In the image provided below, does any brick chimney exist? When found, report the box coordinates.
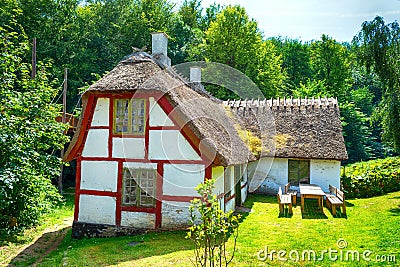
[151,32,171,67]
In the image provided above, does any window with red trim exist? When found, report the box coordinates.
[113,98,146,135]
[122,168,156,207]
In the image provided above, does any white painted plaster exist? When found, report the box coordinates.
[161,201,192,228]
[222,166,236,211]
[163,164,204,196]
[310,159,341,192]
[212,166,224,197]
[148,130,201,160]
[149,97,174,126]
[81,129,109,157]
[78,195,116,225]
[112,138,145,159]
[241,185,247,204]
[120,211,155,229]
[225,198,235,212]
[249,158,288,194]
[241,164,248,204]
[225,166,235,194]
[80,161,118,192]
[91,98,109,126]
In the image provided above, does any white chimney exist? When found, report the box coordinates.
[151,32,171,67]
[190,66,201,83]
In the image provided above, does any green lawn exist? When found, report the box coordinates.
[31,191,400,267]
[0,192,74,266]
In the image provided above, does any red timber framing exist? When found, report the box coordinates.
[71,92,217,228]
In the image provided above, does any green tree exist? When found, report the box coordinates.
[120,0,175,55]
[292,79,327,98]
[340,102,372,163]
[0,25,68,231]
[178,0,203,29]
[353,16,400,151]
[170,0,204,63]
[202,5,286,99]
[310,35,352,100]
[272,38,312,92]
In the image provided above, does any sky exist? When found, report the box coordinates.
[172,0,400,42]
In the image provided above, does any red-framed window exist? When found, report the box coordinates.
[113,98,146,135]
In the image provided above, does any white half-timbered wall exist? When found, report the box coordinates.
[77,96,247,229]
[248,157,341,194]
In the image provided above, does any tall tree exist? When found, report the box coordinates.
[178,0,203,29]
[353,16,400,151]
[309,34,352,100]
[120,0,175,54]
[170,0,204,63]
[202,5,286,99]
[272,38,312,92]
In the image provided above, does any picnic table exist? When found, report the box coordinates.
[300,184,326,212]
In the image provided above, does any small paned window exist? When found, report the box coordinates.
[288,159,310,186]
[123,168,156,207]
[114,99,146,135]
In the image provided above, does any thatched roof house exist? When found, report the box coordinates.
[223,98,348,194]
[64,33,254,237]
[223,98,348,161]
[64,52,254,166]
[64,32,348,237]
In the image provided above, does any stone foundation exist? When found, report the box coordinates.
[72,221,146,239]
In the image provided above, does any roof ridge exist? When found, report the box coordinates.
[223,96,339,110]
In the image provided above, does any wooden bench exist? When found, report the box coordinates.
[284,182,298,205]
[326,185,346,216]
[278,187,293,214]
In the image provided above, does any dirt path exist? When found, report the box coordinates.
[5,216,73,267]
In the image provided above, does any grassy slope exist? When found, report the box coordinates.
[37,191,400,267]
[0,192,74,266]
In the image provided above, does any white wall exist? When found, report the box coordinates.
[78,195,116,225]
[80,161,118,192]
[241,164,248,204]
[225,165,235,194]
[225,198,235,212]
[212,166,224,197]
[163,164,204,196]
[249,157,342,194]
[310,159,341,192]
[249,158,288,194]
[161,201,191,228]
[81,129,109,157]
[148,130,201,160]
[224,166,235,212]
[112,138,145,159]
[149,97,174,126]
[91,98,109,126]
[120,211,155,229]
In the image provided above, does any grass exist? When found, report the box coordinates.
[26,191,400,267]
[0,190,74,266]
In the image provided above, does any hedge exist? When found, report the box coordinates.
[341,157,400,198]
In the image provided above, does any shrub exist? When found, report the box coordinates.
[341,157,400,198]
[187,179,241,266]
[0,24,68,233]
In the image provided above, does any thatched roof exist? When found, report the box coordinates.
[223,97,348,161]
[63,52,254,166]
